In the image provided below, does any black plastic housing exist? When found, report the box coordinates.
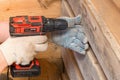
[42,16,68,32]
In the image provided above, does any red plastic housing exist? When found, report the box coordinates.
[10,16,44,36]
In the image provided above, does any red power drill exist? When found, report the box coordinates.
[9,16,68,77]
[10,16,68,36]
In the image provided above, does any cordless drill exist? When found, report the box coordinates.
[10,16,68,36]
[9,16,68,77]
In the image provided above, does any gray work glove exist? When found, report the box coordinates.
[51,15,89,55]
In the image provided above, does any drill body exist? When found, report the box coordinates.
[9,16,68,77]
[10,16,68,36]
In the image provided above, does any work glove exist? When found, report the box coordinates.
[0,35,48,65]
[52,15,89,55]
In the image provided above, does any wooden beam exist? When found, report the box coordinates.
[111,0,120,10]
[74,49,106,80]
[77,0,120,79]
[62,0,106,80]
[0,0,61,21]
[62,49,83,80]
[66,0,81,15]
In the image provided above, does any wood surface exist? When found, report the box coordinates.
[62,0,106,80]
[62,1,83,80]
[74,50,106,80]
[73,0,120,80]
[111,0,120,10]
[62,48,83,80]
[0,0,61,21]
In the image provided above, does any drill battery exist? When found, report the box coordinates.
[10,59,40,77]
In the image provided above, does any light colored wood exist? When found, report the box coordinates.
[30,59,61,80]
[76,0,120,79]
[65,0,120,79]
[62,1,83,80]
[36,43,62,59]
[62,0,106,80]
[62,0,74,17]
[112,0,120,10]
[90,0,120,59]
[74,49,106,80]
[66,0,80,15]
[62,48,83,80]
[0,0,61,21]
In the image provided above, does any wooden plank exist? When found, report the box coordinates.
[30,59,61,80]
[61,1,83,80]
[62,0,106,80]
[62,0,74,17]
[66,0,80,15]
[61,73,70,80]
[76,0,120,79]
[111,0,120,10]
[74,49,106,80]
[62,49,83,80]
[0,0,61,21]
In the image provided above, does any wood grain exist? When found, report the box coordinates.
[0,0,61,21]
[62,0,106,80]
[79,0,120,79]
[74,50,106,80]
[62,49,83,80]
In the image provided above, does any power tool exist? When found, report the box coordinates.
[10,16,68,36]
[9,16,68,77]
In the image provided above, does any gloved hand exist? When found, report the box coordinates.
[0,36,48,65]
[52,15,89,55]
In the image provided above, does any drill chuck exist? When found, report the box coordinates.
[42,16,68,32]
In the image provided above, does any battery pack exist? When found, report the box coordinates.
[10,59,41,77]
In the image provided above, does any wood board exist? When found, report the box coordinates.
[62,48,83,80]
[65,0,120,79]
[0,0,61,21]
[62,0,107,80]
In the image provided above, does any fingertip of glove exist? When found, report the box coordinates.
[83,37,88,43]
[85,44,89,50]
[80,51,87,55]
